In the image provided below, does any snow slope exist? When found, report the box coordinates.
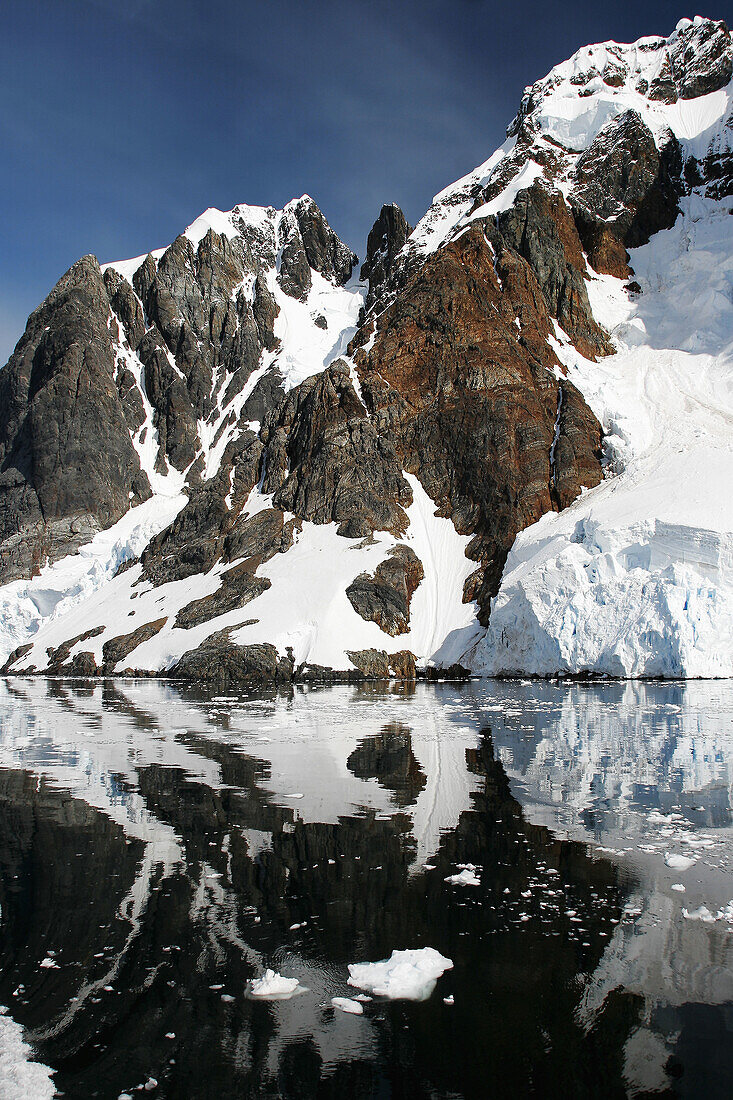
[0,493,187,665]
[10,474,479,674]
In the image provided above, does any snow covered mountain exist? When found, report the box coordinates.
[1,15,732,681]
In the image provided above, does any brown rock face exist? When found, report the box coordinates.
[351,217,603,621]
[346,546,424,636]
[570,111,683,276]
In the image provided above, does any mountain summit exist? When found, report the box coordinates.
[2,16,733,680]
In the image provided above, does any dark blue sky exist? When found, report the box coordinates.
[2,1,731,363]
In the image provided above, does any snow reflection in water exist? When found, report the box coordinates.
[0,676,730,1098]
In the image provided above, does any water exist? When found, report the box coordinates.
[0,676,732,1098]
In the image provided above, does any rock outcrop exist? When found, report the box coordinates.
[361,204,412,308]
[346,546,424,635]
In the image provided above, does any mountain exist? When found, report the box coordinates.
[1,15,732,682]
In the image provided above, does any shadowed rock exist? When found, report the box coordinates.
[261,362,412,538]
[361,204,412,309]
[0,256,151,581]
[570,111,683,276]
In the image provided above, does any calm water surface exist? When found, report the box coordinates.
[0,676,732,1098]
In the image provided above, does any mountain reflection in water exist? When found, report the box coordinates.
[0,677,731,1098]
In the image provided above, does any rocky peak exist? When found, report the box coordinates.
[0,194,360,583]
[401,17,731,292]
[360,203,412,309]
[288,196,358,286]
[276,197,357,300]
[509,17,731,137]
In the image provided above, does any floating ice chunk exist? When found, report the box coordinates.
[443,995,455,1005]
[665,853,697,871]
[331,996,364,1015]
[246,969,306,999]
[39,957,59,969]
[347,948,453,1002]
[444,868,480,886]
[682,906,716,922]
[671,883,686,892]
[0,1007,56,1098]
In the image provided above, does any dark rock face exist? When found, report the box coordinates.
[140,432,264,586]
[570,111,683,275]
[175,567,270,629]
[292,196,358,285]
[346,546,424,635]
[252,274,280,351]
[0,196,354,588]
[351,219,603,621]
[668,18,732,100]
[361,204,412,309]
[101,617,167,672]
[222,507,299,568]
[497,182,612,358]
[277,197,357,300]
[0,256,151,581]
[261,363,412,538]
